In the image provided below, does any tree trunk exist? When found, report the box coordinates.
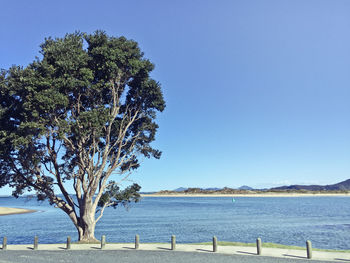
[76,203,99,243]
[77,223,98,243]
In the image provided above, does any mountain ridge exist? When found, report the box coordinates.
[160,179,350,194]
[271,178,350,191]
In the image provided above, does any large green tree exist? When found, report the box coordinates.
[0,31,165,242]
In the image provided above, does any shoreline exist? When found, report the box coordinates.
[0,207,37,216]
[142,193,350,197]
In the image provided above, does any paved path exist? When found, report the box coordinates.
[0,250,339,263]
[1,243,350,262]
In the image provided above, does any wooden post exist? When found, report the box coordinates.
[171,235,176,250]
[33,236,38,250]
[213,236,217,252]
[66,236,71,250]
[306,240,312,259]
[256,238,262,255]
[135,234,139,249]
[2,236,7,250]
[101,235,106,249]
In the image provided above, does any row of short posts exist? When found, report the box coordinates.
[1,235,314,259]
[254,238,312,259]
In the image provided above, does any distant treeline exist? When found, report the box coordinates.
[156,186,350,195]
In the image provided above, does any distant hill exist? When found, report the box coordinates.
[271,179,350,191]
[203,187,222,191]
[156,179,350,195]
[157,187,254,195]
[173,187,188,192]
[173,187,222,192]
[239,185,253,190]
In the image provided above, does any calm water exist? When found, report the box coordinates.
[0,196,349,250]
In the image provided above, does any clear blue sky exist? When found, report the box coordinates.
[0,0,349,194]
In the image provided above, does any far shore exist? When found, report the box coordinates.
[142,192,350,197]
[0,207,37,216]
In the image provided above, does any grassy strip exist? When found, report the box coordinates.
[191,241,350,253]
[73,240,350,253]
[192,241,302,249]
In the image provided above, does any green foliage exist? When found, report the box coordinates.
[0,31,164,207]
[98,182,141,209]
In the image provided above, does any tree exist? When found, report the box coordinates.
[0,31,165,242]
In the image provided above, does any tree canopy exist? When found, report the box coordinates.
[0,31,165,241]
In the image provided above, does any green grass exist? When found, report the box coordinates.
[71,240,350,253]
[191,241,350,253]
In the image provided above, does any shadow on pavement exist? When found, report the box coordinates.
[236,251,257,255]
[283,254,306,259]
[196,248,213,252]
[90,246,101,250]
[157,247,172,251]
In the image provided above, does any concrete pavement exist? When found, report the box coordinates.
[0,250,340,263]
[1,243,350,262]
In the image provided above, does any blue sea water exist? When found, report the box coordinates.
[0,196,349,250]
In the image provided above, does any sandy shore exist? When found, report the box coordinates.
[142,193,350,197]
[0,207,37,216]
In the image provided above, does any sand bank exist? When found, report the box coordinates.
[142,193,350,197]
[0,207,37,216]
